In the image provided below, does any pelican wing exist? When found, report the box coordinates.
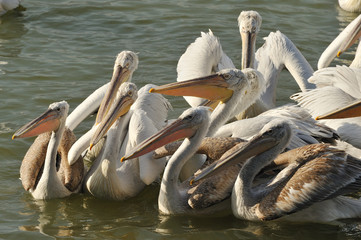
[308,66,361,99]
[215,105,338,149]
[177,30,235,107]
[19,127,84,192]
[257,144,361,221]
[291,86,357,117]
[126,85,172,185]
[20,133,50,191]
[57,128,84,192]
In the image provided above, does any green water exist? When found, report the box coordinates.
[1,0,361,239]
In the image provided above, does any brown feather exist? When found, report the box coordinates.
[188,141,248,209]
[20,132,50,191]
[256,144,361,221]
[19,127,84,192]
[154,137,245,162]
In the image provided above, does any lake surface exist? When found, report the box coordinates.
[1,0,361,239]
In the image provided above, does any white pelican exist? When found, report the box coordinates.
[149,69,336,150]
[66,50,139,163]
[69,83,172,186]
[12,101,84,200]
[192,119,361,222]
[0,0,21,16]
[339,0,361,13]
[237,10,315,118]
[150,67,263,180]
[121,106,233,215]
[291,14,361,148]
[150,68,265,137]
[82,81,172,200]
[83,82,141,200]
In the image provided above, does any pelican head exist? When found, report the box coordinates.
[90,82,138,149]
[238,10,262,69]
[96,51,139,124]
[149,68,248,104]
[191,119,292,184]
[121,106,212,162]
[13,101,69,139]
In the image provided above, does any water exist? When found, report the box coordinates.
[1,0,361,239]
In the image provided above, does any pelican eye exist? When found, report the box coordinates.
[223,73,232,80]
[266,129,273,135]
[184,114,194,121]
[56,107,61,112]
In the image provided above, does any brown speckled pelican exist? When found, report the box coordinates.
[13,101,84,200]
[192,119,361,222]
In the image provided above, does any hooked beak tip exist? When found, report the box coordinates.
[89,143,94,151]
[337,51,341,57]
[189,179,194,186]
[11,135,16,140]
[120,157,125,162]
[149,88,155,93]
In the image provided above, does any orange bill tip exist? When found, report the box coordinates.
[337,51,341,57]
[189,179,194,186]
[149,88,155,93]
[120,157,125,162]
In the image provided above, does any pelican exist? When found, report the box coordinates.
[69,83,172,186]
[338,0,361,13]
[192,119,361,222]
[150,68,265,137]
[0,0,21,16]
[291,14,361,148]
[12,101,84,200]
[83,82,141,200]
[82,81,172,200]
[121,106,234,215]
[150,69,336,149]
[66,50,139,164]
[237,10,315,118]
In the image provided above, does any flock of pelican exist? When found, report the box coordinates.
[11,4,361,224]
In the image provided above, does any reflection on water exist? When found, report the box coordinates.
[16,187,361,239]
